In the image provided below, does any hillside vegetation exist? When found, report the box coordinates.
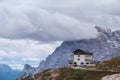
[17,68,118,80]
[98,56,120,71]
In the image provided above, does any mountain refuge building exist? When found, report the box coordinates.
[68,49,96,68]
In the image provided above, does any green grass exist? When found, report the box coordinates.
[56,68,118,80]
[56,68,86,80]
[98,56,120,71]
[18,67,119,80]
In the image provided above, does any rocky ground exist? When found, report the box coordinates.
[102,74,120,80]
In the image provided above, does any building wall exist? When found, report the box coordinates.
[73,54,92,66]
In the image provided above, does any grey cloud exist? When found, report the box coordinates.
[38,0,120,28]
[0,0,120,41]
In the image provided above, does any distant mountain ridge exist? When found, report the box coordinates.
[18,26,120,78]
[0,64,12,71]
[18,64,36,78]
[0,64,19,80]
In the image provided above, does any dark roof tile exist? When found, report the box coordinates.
[73,49,92,55]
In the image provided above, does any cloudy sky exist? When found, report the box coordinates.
[0,0,120,69]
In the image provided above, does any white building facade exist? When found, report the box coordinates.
[72,49,93,67]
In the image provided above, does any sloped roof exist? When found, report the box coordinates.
[73,49,93,55]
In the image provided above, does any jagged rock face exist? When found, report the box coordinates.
[18,64,36,78]
[0,64,19,80]
[102,74,120,80]
[23,64,33,71]
[18,26,120,78]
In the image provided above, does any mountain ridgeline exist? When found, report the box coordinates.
[0,64,19,80]
[18,26,120,78]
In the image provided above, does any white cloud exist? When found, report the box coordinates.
[22,58,40,62]
[0,38,62,69]
[9,63,23,70]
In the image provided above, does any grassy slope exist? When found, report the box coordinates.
[56,68,118,80]
[18,68,118,80]
[98,56,120,71]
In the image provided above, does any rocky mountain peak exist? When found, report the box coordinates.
[23,64,33,71]
[95,26,112,41]
[112,30,120,40]
[95,26,112,34]
[18,64,36,78]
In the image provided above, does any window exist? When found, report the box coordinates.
[86,62,89,64]
[81,62,84,64]
[74,62,77,65]
[74,62,77,67]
